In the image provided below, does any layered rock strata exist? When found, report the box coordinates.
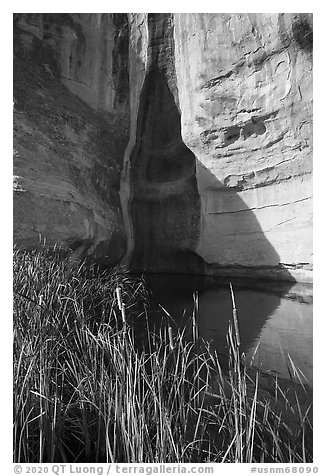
[13,13,313,281]
[174,13,313,281]
[13,14,129,264]
[127,13,312,281]
[127,13,203,273]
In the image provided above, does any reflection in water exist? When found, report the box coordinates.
[246,297,313,384]
[144,274,313,385]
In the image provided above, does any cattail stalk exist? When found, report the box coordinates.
[192,291,199,342]
[230,282,240,347]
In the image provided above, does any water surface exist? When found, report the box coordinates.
[143,274,313,385]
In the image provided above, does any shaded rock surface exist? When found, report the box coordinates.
[13,14,129,265]
[128,14,202,273]
[13,13,313,281]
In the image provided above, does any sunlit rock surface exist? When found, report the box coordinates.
[13,13,313,281]
[173,13,313,281]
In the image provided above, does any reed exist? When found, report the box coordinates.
[13,247,313,463]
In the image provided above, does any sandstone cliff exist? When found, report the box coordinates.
[125,13,312,282]
[174,13,313,282]
[13,13,313,281]
[13,14,129,265]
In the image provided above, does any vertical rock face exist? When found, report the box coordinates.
[173,13,313,281]
[128,14,202,272]
[13,13,313,281]
[125,13,312,281]
[15,14,129,113]
[13,13,130,264]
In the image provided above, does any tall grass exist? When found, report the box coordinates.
[13,247,312,463]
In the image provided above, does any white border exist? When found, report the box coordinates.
[4,3,324,474]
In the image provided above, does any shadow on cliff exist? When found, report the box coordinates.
[129,68,202,273]
[127,45,297,355]
[128,68,295,282]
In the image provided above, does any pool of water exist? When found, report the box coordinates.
[142,274,313,385]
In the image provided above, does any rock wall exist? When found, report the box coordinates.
[13,14,130,264]
[126,13,312,282]
[13,13,313,281]
[173,13,313,282]
[127,14,203,273]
